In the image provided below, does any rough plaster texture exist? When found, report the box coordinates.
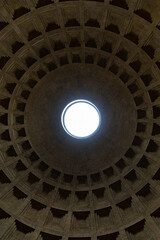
[26,64,136,174]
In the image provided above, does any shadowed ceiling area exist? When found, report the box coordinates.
[1,0,160,239]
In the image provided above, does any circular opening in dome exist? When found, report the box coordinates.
[61,99,101,139]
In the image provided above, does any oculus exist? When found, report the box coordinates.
[61,99,101,139]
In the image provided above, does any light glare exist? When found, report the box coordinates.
[61,100,101,139]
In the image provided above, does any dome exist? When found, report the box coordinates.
[0,0,160,240]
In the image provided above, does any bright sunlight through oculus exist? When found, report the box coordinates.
[61,100,101,139]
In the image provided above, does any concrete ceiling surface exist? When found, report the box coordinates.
[0,0,160,239]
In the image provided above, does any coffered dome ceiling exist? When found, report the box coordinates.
[1,0,160,239]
